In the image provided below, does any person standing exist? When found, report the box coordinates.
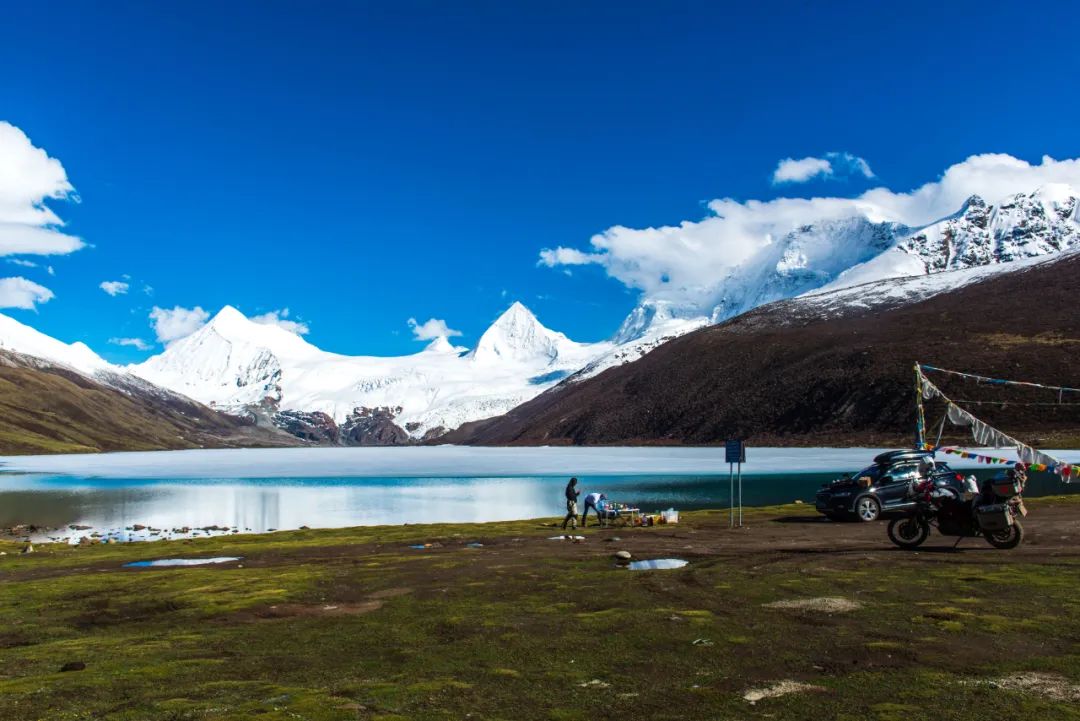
[562,477,580,530]
[581,491,607,527]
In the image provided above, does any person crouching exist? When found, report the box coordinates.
[581,492,608,527]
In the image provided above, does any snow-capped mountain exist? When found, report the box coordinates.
[619,184,1080,339]
[131,301,617,441]
[4,183,1078,448]
[0,312,112,375]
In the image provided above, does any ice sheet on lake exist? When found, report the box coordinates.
[4,446,1075,480]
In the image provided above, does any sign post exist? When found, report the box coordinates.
[725,439,746,528]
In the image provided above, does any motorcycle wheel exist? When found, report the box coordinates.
[887,517,929,549]
[984,519,1024,549]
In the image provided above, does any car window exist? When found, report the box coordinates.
[853,465,883,480]
[883,463,920,482]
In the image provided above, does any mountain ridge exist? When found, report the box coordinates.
[443,250,1080,447]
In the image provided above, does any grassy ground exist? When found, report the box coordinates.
[2,501,1079,721]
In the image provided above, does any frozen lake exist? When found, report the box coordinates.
[1,446,1076,541]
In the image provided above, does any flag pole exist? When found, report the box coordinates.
[915,362,926,450]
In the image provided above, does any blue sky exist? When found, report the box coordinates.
[1,0,1078,361]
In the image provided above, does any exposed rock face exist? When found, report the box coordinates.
[269,406,411,446]
[340,406,410,446]
[272,410,340,444]
[900,187,1080,272]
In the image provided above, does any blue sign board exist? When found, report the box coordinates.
[725,439,745,464]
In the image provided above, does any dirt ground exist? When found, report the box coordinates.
[2,499,1080,721]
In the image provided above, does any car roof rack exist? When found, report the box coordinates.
[873,449,931,465]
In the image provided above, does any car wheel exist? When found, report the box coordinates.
[855,496,881,522]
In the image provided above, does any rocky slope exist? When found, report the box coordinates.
[444,251,1080,447]
[0,349,297,454]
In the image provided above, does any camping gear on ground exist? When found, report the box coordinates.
[597,501,640,527]
[886,476,1025,551]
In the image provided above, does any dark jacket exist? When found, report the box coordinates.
[565,482,580,502]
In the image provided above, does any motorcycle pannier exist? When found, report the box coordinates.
[976,503,1013,532]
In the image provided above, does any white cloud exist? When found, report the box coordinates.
[149,305,209,345]
[99,280,130,296]
[772,156,834,184]
[46,265,55,276]
[7,258,37,268]
[407,317,462,341]
[0,276,54,310]
[0,122,84,257]
[831,151,875,179]
[109,337,152,351]
[250,308,310,336]
[771,152,873,185]
[541,152,1080,314]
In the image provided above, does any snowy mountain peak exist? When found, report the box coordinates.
[195,306,316,357]
[206,305,248,329]
[423,335,466,354]
[471,302,577,365]
[898,185,1080,274]
[0,313,111,375]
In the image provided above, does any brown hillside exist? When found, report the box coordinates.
[0,352,299,454]
[446,253,1080,447]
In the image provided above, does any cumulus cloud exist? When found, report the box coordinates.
[407,317,462,341]
[771,152,874,184]
[150,305,209,345]
[250,308,310,336]
[772,156,834,184]
[99,280,129,296]
[0,276,54,310]
[7,258,37,268]
[109,337,152,351]
[0,122,84,257]
[541,152,1080,313]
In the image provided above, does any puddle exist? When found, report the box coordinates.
[123,556,242,568]
[548,535,585,541]
[626,558,688,571]
[466,542,484,548]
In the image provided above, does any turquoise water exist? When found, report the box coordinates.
[1,466,1074,541]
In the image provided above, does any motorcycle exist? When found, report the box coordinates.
[887,472,1027,550]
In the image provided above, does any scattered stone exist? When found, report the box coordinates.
[60,661,86,673]
[132,524,147,531]
[614,551,632,565]
[578,679,611,689]
[793,499,805,504]
[984,672,1080,702]
[20,544,33,554]
[764,597,862,613]
[604,537,621,543]
[743,680,825,704]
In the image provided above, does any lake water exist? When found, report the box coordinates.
[1,447,1076,542]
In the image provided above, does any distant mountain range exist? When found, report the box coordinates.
[448,250,1080,447]
[0,183,1077,452]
